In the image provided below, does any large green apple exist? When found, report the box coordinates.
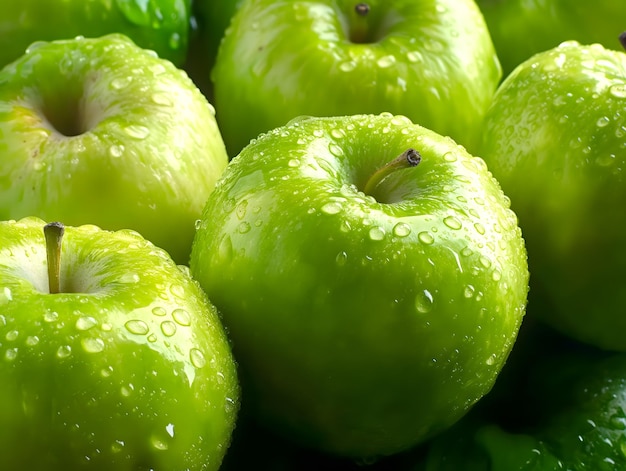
[190,113,529,459]
[477,39,626,351]
[477,0,626,77]
[0,0,191,68]
[211,0,502,157]
[0,34,228,265]
[0,217,239,470]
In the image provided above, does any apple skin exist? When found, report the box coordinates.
[477,0,626,77]
[0,0,191,68]
[211,0,502,157]
[0,34,228,265]
[190,113,529,458]
[0,217,239,470]
[477,41,626,351]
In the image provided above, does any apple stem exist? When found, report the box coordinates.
[44,222,65,294]
[350,3,371,43]
[620,32,626,51]
[363,148,422,196]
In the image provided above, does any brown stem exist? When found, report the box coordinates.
[363,148,421,196]
[44,222,65,294]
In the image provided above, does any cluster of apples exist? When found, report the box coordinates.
[0,1,624,470]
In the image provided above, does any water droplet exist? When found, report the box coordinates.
[110,76,132,90]
[485,354,497,366]
[56,345,72,359]
[160,320,177,337]
[597,116,610,127]
[418,231,434,245]
[328,143,344,157]
[124,124,150,140]
[479,256,492,269]
[331,129,346,139]
[111,440,125,453]
[151,435,169,450]
[119,272,140,284]
[109,144,124,158]
[172,309,191,326]
[190,348,206,368]
[25,335,39,346]
[464,285,475,298]
[151,93,171,106]
[169,33,181,50]
[474,222,486,235]
[5,330,18,341]
[288,158,300,168]
[121,383,134,397]
[101,366,113,377]
[125,320,149,335]
[237,222,251,234]
[492,269,502,281]
[443,216,462,230]
[76,317,98,331]
[610,83,626,98]
[321,202,342,215]
[170,284,185,298]
[415,290,434,313]
[392,222,411,237]
[5,348,17,362]
[116,0,152,26]
[44,311,59,323]
[339,61,357,72]
[376,55,396,68]
[406,51,422,63]
[596,154,616,166]
[152,306,167,317]
[82,337,105,353]
[335,251,348,266]
[368,226,386,241]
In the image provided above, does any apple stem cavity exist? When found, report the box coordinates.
[363,148,422,196]
[44,222,65,294]
[620,32,626,51]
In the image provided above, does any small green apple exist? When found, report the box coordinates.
[190,113,529,459]
[211,0,502,157]
[0,34,228,265]
[0,0,191,68]
[0,217,239,470]
[477,0,626,77]
[477,38,626,350]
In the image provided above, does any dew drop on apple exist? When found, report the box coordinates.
[81,337,105,353]
[339,61,357,72]
[610,84,626,99]
[321,201,342,215]
[415,289,434,314]
[125,319,149,335]
[172,308,191,326]
[108,144,124,158]
[44,311,59,323]
[56,345,72,359]
[393,222,411,238]
[190,348,206,368]
[406,51,423,63]
[120,383,134,397]
[152,306,167,317]
[5,329,18,341]
[335,251,348,267]
[368,226,386,241]
[160,320,177,337]
[418,231,434,245]
[597,116,611,128]
[76,316,98,331]
[111,440,125,454]
[25,335,39,347]
[328,143,344,157]
[123,124,150,140]
[169,33,181,50]
[110,76,132,90]
[237,222,251,234]
[443,216,462,230]
[4,347,17,362]
[376,55,396,69]
[485,353,497,366]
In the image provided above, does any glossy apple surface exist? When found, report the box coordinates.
[0,217,239,470]
[477,0,626,76]
[212,0,502,157]
[190,113,528,458]
[478,40,626,351]
[0,0,191,68]
[0,34,228,264]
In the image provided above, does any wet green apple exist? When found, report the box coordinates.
[478,39,626,350]
[190,113,529,459]
[211,0,502,157]
[477,0,626,77]
[0,0,191,68]
[0,217,239,470]
[0,34,228,265]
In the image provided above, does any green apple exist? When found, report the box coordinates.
[477,0,626,77]
[477,39,626,351]
[0,217,239,470]
[211,0,502,157]
[0,33,229,265]
[0,0,191,68]
[190,113,529,459]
